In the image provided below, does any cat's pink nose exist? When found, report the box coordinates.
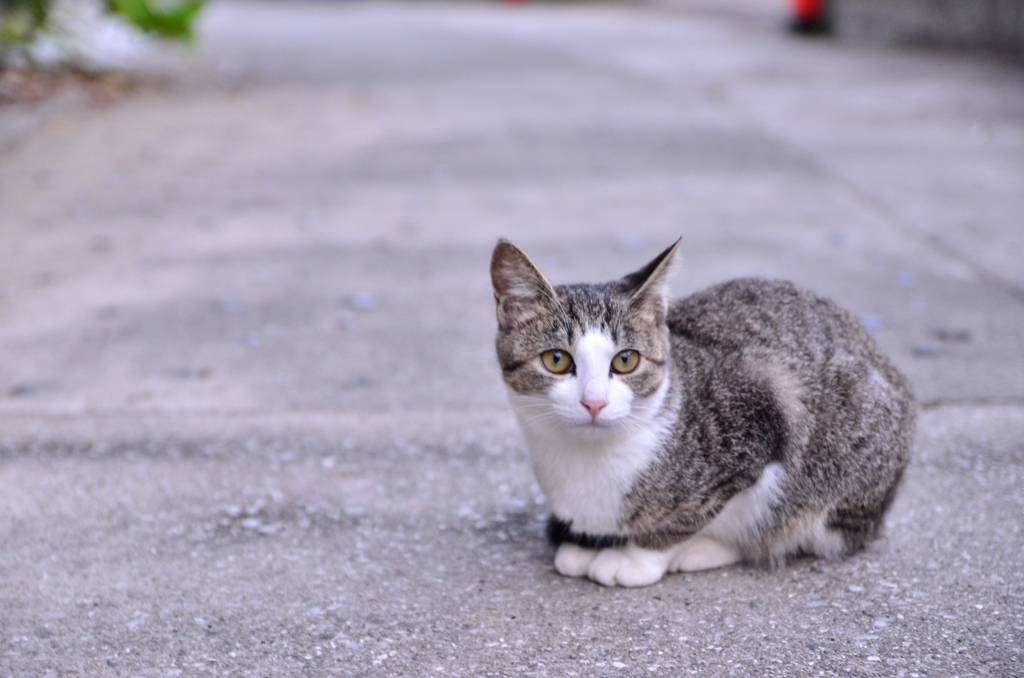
[581,398,607,419]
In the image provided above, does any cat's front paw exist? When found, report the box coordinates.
[586,545,669,588]
[554,543,597,577]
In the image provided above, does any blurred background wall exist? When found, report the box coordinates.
[831,0,1024,54]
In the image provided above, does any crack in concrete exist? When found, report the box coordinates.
[919,397,1024,410]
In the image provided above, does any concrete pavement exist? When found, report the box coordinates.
[1,1,1022,676]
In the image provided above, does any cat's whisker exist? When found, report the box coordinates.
[518,411,563,427]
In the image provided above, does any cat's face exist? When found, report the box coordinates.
[490,240,677,436]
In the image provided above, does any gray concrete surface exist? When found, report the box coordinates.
[1,1,1023,676]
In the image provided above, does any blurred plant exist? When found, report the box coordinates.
[106,0,202,41]
[1,0,202,69]
[1,0,50,61]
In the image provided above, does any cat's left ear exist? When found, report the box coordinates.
[621,238,681,320]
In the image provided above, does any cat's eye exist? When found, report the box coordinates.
[611,350,640,374]
[541,349,574,374]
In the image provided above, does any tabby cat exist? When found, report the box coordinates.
[490,239,914,587]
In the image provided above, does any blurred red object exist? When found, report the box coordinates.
[792,0,824,21]
[790,0,828,33]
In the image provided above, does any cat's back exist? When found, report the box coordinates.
[666,278,913,426]
[669,278,838,346]
[668,279,891,374]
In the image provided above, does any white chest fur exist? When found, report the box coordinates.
[507,328,671,536]
[510,381,671,536]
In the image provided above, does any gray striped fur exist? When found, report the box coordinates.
[491,240,914,583]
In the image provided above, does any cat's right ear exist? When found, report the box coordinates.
[490,240,557,330]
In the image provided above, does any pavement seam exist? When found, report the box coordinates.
[705,99,1024,306]
[799,156,1024,307]
[0,406,514,419]
[2,400,1023,423]
[918,397,1024,410]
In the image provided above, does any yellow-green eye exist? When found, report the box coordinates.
[541,349,574,374]
[611,350,640,374]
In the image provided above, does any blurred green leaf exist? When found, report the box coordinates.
[106,0,203,41]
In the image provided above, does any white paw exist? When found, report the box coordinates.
[668,535,742,572]
[586,545,669,588]
[554,543,597,577]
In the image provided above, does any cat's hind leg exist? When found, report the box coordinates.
[668,534,743,572]
[586,544,674,587]
[666,461,784,572]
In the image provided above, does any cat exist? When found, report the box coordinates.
[490,239,915,587]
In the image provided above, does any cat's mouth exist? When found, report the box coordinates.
[572,416,620,433]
